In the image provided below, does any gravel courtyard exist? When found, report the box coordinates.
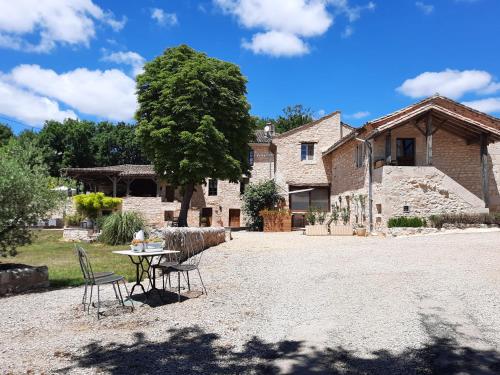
[1,231,500,374]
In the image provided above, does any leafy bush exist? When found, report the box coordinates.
[73,192,122,219]
[388,216,426,228]
[242,180,282,231]
[99,212,145,245]
[341,207,351,225]
[331,203,340,225]
[64,213,85,227]
[317,210,327,225]
[305,208,317,225]
[429,213,498,229]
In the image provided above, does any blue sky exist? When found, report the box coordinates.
[1,0,499,134]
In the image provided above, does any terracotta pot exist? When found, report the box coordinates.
[356,227,367,237]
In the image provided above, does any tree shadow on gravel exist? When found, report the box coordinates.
[57,325,500,375]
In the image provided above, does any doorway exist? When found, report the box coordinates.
[396,138,416,166]
[200,208,213,227]
[229,209,241,228]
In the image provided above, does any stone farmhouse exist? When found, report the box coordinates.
[63,95,500,230]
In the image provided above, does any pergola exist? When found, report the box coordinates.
[62,165,160,198]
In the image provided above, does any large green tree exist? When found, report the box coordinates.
[136,45,254,226]
[0,139,64,256]
[0,124,14,146]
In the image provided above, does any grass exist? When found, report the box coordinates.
[0,230,137,288]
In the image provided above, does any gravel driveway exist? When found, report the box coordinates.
[1,231,500,374]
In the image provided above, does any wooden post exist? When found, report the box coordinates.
[125,179,131,197]
[426,113,433,166]
[112,177,117,198]
[155,179,160,198]
[480,133,490,208]
[385,131,392,163]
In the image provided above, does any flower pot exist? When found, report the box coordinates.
[356,228,367,237]
[305,224,329,236]
[330,224,353,236]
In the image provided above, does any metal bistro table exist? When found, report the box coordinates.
[112,249,180,302]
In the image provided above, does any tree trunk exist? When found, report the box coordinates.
[178,183,194,227]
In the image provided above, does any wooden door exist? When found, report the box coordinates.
[229,209,240,228]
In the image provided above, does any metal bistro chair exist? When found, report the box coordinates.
[75,246,134,318]
[157,231,208,302]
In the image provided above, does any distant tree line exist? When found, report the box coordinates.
[252,104,314,134]
[0,120,148,177]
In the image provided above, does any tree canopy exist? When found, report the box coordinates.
[0,138,64,256]
[136,45,254,226]
[0,124,14,146]
[254,104,314,134]
[31,119,149,176]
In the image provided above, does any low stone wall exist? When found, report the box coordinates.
[63,227,93,242]
[387,224,499,237]
[0,264,49,296]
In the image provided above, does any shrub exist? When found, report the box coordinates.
[429,213,498,229]
[305,208,317,225]
[64,213,85,227]
[331,203,340,225]
[317,210,327,225]
[99,212,145,245]
[388,216,426,228]
[341,207,350,225]
[73,192,122,219]
[242,180,282,231]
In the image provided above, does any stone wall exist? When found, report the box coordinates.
[373,166,488,229]
[249,143,275,183]
[0,265,49,295]
[488,141,500,210]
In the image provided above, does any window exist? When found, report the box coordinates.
[355,144,365,168]
[208,179,218,196]
[164,210,174,221]
[301,143,315,161]
[289,187,329,211]
[248,149,254,166]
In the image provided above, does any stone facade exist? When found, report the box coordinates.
[60,97,499,230]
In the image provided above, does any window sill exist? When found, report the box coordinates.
[301,160,316,165]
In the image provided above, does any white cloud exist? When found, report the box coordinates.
[0,75,77,126]
[242,31,309,57]
[346,111,370,119]
[150,8,178,26]
[341,25,354,38]
[215,0,375,57]
[0,0,126,53]
[397,69,500,99]
[415,1,434,15]
[102,51,145,76]
[462,98,500,114]
[8,64,136,121]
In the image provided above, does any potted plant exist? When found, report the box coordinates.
[330,203,353,236]
[305,208,329,236]
[355,224,367,237]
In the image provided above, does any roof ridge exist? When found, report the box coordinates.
[274,111,340,138]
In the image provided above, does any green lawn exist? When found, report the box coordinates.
[4,230,137,288]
